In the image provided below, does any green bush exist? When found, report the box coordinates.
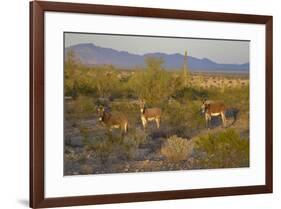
[161,135,193,162]
[82,129,148,163]
[91,137,114,164]
[164,100,189,127]
[129,57,173,105]
[65,58,122,98]
[67,96,95,118]
[163,100,204,130]
[79,125,91,145]
[193,129,249,168]
[173,86,208,102]
[131,128,149,145]
[121,136,139,159]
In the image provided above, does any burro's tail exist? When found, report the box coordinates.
[226,107,239,127]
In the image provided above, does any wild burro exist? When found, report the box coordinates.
[139,99,161,129]
[201,98,227,128]
[97,106,128,133]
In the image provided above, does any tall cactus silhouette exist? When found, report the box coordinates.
[183,50,190,86]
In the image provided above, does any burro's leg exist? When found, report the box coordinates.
[141,116,147,129]
[205,113,210,129]
[221,112,227,127]
[155,117,160,128]
[123,122,128,133]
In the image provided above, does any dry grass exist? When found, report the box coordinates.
[190,74,249,89]
[193,129,249,168]
[161,135,193,162]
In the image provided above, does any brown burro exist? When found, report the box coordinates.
[139,99,161,129]
[97,106,128,133]
[201,98,227,128]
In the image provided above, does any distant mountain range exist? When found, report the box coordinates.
[65,43,249,73]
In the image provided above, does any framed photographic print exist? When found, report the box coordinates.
[30,1,273,208]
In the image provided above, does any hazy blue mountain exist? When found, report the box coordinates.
[65,43,249,73]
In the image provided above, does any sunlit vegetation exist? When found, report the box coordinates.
[161,135,193,162]
[64,50,250,175]
[193,129,249,168]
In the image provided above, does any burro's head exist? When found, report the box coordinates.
[139,99,146,113]
[201,98,207,113]
[97,106,105,122]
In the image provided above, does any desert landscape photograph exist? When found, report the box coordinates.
[63,32,250,175]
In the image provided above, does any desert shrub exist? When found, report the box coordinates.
[163,100,204,130]
[90,137,114,163]
[67,96,95,118]
[79,125,91,145]
[110,78,134,99]
[119,81,137,99]
[187,101,205,129]
[161,135,193,162]
[82,129,148,163]
[111,101,137,113]
[169,73,185,93]
[193,129,249,168]
[65,53,98,97]
[116,129,149,159]
[173,86,208,102]
[163,100,189,127]
[120,136,139,159]
[131,128,149,145]
[128,57,172,105]
[65,58,123,98]
[91,68,120,98]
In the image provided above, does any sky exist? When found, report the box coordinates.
[65,32,250,64]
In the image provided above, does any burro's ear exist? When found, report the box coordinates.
[139,98,145,104]
[97,105,104,112]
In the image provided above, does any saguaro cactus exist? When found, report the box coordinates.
[183,50,190,86]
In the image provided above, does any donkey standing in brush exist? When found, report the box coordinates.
[139,99,161,129]
[97,106,128,133]
[201,99,227,129]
